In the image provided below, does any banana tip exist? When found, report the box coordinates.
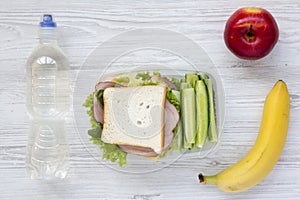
[198,173,206,184]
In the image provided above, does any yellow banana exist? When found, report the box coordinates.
[198,80,290,192]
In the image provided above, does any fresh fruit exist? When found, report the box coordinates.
[224,7,279,60]
[198,80,290,192]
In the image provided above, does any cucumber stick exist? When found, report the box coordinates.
[180,82,189,90]
[180,82,193,149]
[169,90,184,151]
[181,88,196,145]
[185,74,199,88]
[201,75,217,142]
[195,80,209,147]
[200,74,209,80]
[170,121,183,152]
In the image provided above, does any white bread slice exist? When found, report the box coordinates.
[101,85,166,154]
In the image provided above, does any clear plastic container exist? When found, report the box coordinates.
[98,68,224,157]
[26,14,70,179]
[73,28,225,173]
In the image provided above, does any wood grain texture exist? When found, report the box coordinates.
[1,0,300,199]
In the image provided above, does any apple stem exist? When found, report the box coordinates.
[246,24,254,38]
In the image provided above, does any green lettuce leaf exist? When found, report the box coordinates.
[96,90,104,106]
[113,76,130,84]
[166,88,180,111]
[88,126,102,138]
[135,72,151,80]
[90,135,127,167]
[83,93,99,128]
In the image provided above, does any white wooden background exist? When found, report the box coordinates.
[1,0,300,199]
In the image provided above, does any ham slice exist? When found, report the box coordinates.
[157,76,178,90]
[93,81,117,124]
[119,145,158,157]
[93,81,180,157]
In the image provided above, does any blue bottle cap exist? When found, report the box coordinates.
[40,14,57,28]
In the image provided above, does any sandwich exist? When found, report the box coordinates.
[94,82,179,158]
[83,72,217,166]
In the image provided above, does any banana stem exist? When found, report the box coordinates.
[198,174,217,185]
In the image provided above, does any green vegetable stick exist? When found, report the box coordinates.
[185,74,199,88]
[170,120,184,152]
[169,90,183,152]
[181,88,197,145]
[195,80,209,148]
[201,74,217,142]
[180,82,189,90]
[200,74,209,80]
[180,82,193,149]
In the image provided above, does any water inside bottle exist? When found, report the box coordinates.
[31,56,56,116]
[26,122,69,179]
[30,53,70,118]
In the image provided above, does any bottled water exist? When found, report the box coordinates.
[26,14,70,179]
[27,120,69,179]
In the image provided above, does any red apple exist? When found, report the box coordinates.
[224,7,279,60]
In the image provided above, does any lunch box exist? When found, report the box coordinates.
[73,29,225,173]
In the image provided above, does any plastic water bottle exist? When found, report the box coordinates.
[26,14,70,179]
